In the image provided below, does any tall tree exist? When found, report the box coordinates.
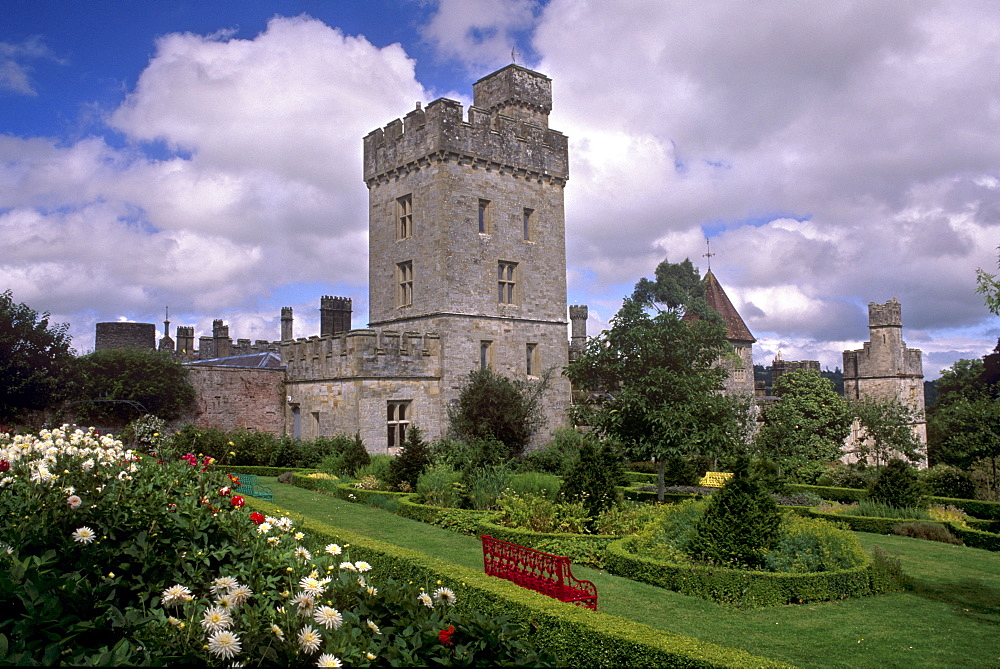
[753,369,851,474]
[631,257,706,314]
[976,245,1000,315]
[848,395,922,467]
[566,297,736,500]
[0,291,75,423]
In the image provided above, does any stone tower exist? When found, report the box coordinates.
[701,270,756,395]
[362,64,572,440]
[843,298,927,454]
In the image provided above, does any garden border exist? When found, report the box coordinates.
[244,497,791,668]
[801,508,1000,551]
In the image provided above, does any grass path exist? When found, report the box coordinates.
[261,478,1000,669]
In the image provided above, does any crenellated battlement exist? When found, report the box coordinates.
[363,66,568,187]
[869,297,902,328]
[282,328,441,381]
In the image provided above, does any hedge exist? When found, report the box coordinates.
[243,497,789,668]
[395,495,498,535]
[802,509,1000,551]
[788,484,867,503]
[476,519,620,568]
[622,487,704,504]
[927,495,1000,521]
[604,538,902,608]
[221,465,321,477]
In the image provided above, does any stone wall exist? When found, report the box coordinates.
[184,366,286,435]
[95,322,156,351]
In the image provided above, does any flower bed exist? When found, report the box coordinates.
[604,537,903,608]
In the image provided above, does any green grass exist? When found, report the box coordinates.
[261,477,1000,669]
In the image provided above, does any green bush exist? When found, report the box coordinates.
[416,464,463,508]
[562,440,626,520]
[463,463,513,510]
[386,425,431,491]
[849,500,930,520]
[868,458,925,509]
[507,471,562,500]
[519,427,591,475]
[763,515,867,573]
[919,464,976,499]
[689,463,782,568]
[495,493,589,534]
[355,454,393,485]
[893,521,963,545]
[815,462,876,489]
[340,433,371,476]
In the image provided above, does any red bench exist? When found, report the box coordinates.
[480,535,598,610]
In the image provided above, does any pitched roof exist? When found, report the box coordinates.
[184,352,285,369]
[702,270,756,344]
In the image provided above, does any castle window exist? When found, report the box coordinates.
[396,261,413,307]
[387,400,410,448]
[480,340,493,370]
[478,199,491,234]
[526,342,538,376]
[523,208,533,241]
[396,194,412,240]
[498,261,517,304]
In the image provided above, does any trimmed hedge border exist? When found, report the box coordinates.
[788,484,867,503]
[604,538,900,608]
[220,466,321,477]
[475,520,620,568]
[801,508,1000,551]
[928,495,1000,521]
[243,497,790,668]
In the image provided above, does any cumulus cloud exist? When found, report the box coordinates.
[420,0,540,71]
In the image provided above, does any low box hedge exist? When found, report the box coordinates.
[928,495,1000,520]
[604,538,899,608]
[223,465,321,477]
[622,487,703,504]
[243,497,789,668]
[802,509,1000,551]
[946,523,1000,551]
[788,484,867,503]
[395,496,498,535]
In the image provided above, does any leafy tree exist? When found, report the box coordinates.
[753,369,851,475]
[631,257,705,313]
[976,245,1000,315]
[688,459,782,568]
[447,367,548,460]
[386,425,431,490]
[0,291,75,423]
[71,348,196,426]
[566,297,737,501]
[848,395,923,467]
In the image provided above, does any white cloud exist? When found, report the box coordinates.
[0,37,61,95]
[420,0,540,71]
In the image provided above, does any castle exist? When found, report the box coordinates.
[93,64,930,459]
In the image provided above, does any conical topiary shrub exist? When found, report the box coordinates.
[868,458,925,509]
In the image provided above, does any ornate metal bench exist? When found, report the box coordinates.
[480,535,597,610]
[229,473,274,502]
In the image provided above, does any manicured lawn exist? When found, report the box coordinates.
[262,478,1000,668]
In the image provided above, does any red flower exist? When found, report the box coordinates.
[230,495,245,508]
[438,625,455,647]
[219,486,232,496]
[0,459,9,473]
[166,503,177,513]
[249,512,265,525]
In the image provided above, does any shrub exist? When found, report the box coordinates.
[495,493,589,534]
[659,455,701,486]
[688,462,782,568]
[339,433,371,476]
[893,521,963,545]
[355,454,393,485]
[919,464,976,500]
[562,440,626,519]
[868,458,926,509]
[816,462,876,489]
[416,464,463,508]
[628,499,706,560]
[519,427,590,475]
[121,414,166,454]
[463,463,513,510]
[386,425,432,490]
[763,515,867,573]
[432,436,506,474]
[592,502,673,536]
[507,471,561,500]
[833,500,930,520]
[927,504,970,527]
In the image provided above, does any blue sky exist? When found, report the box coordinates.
[3,0,1000,378]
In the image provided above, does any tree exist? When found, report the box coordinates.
[848,395,922,467]
[566,297,737,501]
[868,458,925,509]
[71,348,196,426]
[447,367,548,460]
[561,439,627,520]
[0,291,75,423]
[631,257,705,313]
[753,369,851,475]
[976,245,1000,316]
[386,425,431,491]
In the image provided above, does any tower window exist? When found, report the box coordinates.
[480,340,493,370]
[526,342,538,376]
[387,400,411,448]
[396,194,412,240]
[478,199,491,234]
[523,208,533,240]
[498,261,517,304]
[396,261,413,307]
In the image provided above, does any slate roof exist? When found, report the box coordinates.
[184,352,285,369]
[702,270,756,344]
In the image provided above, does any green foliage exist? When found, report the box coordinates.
[893,521,963,545]
[848,394,922,466]
[386,425,431,490]
[658,455,701,486]
[753,369,851,472]
[495,493,590,533]
[354,454,393,485]
[762,515,867,573]
[815,462,877,489]
[919,464,976,499]
[836,500,930,520]
[416,464,463,508]
[688,462,782,568]
[506,471,561,500]
[868,458,926,509]
[432,436,506,474]
[463,463,513,511]
[567,295,743,504]
[120,414,166,454]
[630,257,705,313]
[166,425,340,469]
[561,440,626,519]
[976,245,1000,315]
[519,426,590,475]
[0,290,76,423]
[447,368,548,460]
[71,348,196,425]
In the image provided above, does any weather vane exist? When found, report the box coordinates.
[511,46,521,64]
[703,238,715,271]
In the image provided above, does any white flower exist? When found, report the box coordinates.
[71,526,96,544]
[267,536,281,545]
[257,522,272,535]
[298,576,328,596]
[338,561,356,572]
[211,576,239,596]
[297,624,323,654]
[366,619,382,635]
[354,561,372,573]
[207,630,241,660]
[317,654,342,667]
[161,584,193,607]
[66,495,82,510]
[294,531,305,541]
[365,585,378,597]
[295,547,313,563]
[201,606,233,632]
[271,623,285,640]
[324,543,342,556]
[229,584,253,606]
[417,592,433,608]
[433,587,457,606]
[313,605,343,630]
